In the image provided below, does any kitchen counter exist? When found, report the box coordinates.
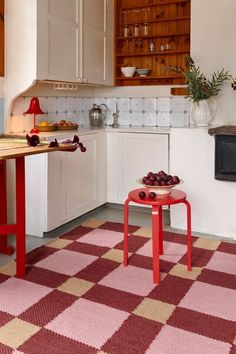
[3,126,171,141]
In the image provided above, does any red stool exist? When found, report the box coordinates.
[124,188,192,284]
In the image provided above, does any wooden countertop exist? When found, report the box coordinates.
[208,125,236,136]
[0,139,77,159]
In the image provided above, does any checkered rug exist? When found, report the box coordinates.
[0,219,235,354]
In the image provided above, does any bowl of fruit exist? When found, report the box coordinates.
[56,120,79,130]
[138,170,182,196]
[36,121,57,132]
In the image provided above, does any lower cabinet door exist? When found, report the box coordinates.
[60,132,107,223]
[107,132,169,203]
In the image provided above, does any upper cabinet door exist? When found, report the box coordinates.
[48,0,78,81]
[81,0,106,85]
[37,0,113,85]
[83,0,105,31]
[38,0,78,82]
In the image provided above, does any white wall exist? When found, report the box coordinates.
[170,128,236,240]
[191,0,236,126]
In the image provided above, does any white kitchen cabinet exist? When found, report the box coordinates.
[5,0,114,124]
[26,131,107,237]
[38,0,114,85]
[60,132,107,222]
[107,132,169,203]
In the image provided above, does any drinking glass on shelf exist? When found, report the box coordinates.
[142,23,149,36]
[133,23,140,37]
[123,25,129,37]
[148,39,155,52]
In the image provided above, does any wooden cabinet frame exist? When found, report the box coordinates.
[115,0,190,86]
[0,0,4,76]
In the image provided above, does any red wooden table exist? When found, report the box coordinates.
[124,188,192,284]
[0,139,76,277]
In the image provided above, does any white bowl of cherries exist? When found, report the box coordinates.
[137,170,182,199]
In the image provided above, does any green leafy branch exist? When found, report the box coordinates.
[166,56,231,103]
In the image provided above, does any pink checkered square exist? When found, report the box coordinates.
[99,264,162,296]
[35,249,97,276]
[146,326,231,354]
[46,298,129,349]
[137,240,187,263]
[206,251,236,275]
[180,281,236,322]
[0,278,52,316]
[78,229,123,248]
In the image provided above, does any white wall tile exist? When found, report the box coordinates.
[144,98,156,112]
[118,112,131,126]
[157,112,171,126]
[130,112,144,126]
[73,97,82,113]
[118,98,131,112]
[80,97,93,111]
[170,112,188,127]
[144,112,157,126]
[80,110,90,126]
[95,98,106,106]
[158,97,170,112]
[65,97,77,113]
[106,98,116,114]
[46,97,58,113]
[131,98,144,112]
[170,97,188,112]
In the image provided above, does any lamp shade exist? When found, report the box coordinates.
[24,97,45,115]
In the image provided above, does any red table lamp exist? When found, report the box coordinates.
[24,97,45,134]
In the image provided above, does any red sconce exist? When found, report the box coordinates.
[24,97,45,134]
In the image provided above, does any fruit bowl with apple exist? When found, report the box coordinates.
[36,121,57,132]
[137,170,182,195]
[56,120,78,130]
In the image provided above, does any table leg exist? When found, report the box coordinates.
[123,198,130,266]
[152,205,160,284]
[183,200,192,271]
[158,206,163,255]
[15,157,26,277]
[0,160,14,255]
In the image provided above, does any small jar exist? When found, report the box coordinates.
[133,24,140,37]
[143,23,149,36]
[123,25,129,37]
[148,39,155,52]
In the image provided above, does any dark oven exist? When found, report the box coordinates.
[215,135,236,181]
[209,126,236,181]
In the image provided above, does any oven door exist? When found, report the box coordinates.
[215,135,236,181]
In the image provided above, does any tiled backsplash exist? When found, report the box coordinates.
[10,96,189,132]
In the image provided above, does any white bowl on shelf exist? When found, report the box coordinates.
[121,66,136,77]
[136,68,152,77]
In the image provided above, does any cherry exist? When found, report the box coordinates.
[139,191,146,199]
[172,176,180,184]
[149,191,156,199]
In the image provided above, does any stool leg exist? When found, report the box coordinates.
[15,157,26,277]
[152,205,160,284]
[123,198,130,266]
[158,206,163,255]
[183,200,192,271]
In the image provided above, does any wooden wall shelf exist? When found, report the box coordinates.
[115,0,191,86]
[120,0,190,10]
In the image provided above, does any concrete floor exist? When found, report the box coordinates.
[0,203,235,267]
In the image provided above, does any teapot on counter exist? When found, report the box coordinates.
[89,104,109,127]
